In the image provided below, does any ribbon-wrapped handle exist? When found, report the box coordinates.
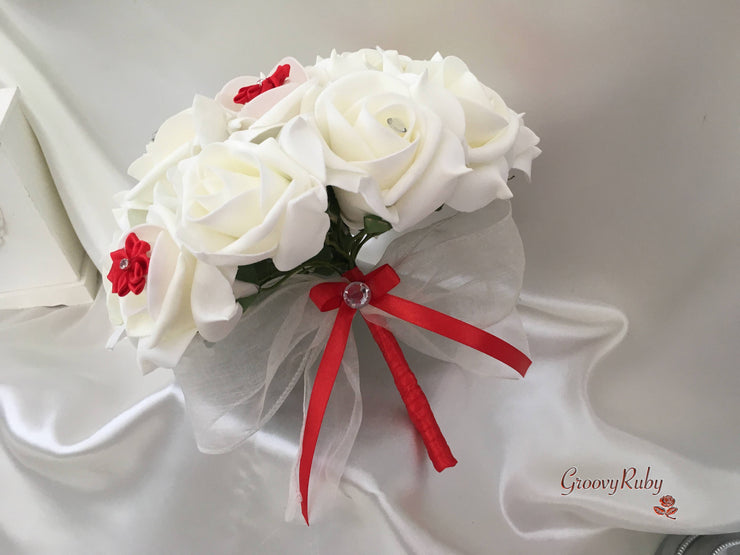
[364,319,457,471]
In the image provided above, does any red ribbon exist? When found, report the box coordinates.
[300,264,531,524]
[107,232,150,296]
[233,64,291,104]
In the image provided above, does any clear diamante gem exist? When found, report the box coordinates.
[386,117,407,134]
[119,258,129,270]
[343,281,371,309]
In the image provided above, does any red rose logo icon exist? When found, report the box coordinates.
[654,494,678,519]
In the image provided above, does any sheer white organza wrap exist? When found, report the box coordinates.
[173,198,529,518]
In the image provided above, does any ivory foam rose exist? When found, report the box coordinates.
[171,117,330,270]
[215,56,311,133]
[106,224,242,372]
[310,69,469,231]
[405,53,541,210]
[309,48,412,82]
[115,95,232,232]
[310,48,540,216]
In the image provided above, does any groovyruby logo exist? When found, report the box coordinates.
[560,466,678,520]
[560,466,664,497]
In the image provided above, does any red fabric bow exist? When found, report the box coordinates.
[233,64,291,104]
[107,232,151,296]
[300,264,531,524]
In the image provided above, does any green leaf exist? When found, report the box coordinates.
[326,186,342,223]
[235,265,259,285]
[311,245,334,263]
[235,258,281,286]
[237,293,260,311]
[362,214,392,236]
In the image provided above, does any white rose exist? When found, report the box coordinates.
[405,53,541,211]
[106,224,243,372]
[216,57,313,135]
[115,95,231,231]
[172,117,330,271]
[309,48,411,82]
[310,69,470,232]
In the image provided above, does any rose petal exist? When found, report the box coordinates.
[191,261,243,342]
[273,185,330,271]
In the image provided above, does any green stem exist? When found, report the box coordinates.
[303,260,346,275]
[259,259,346,293]
[244,214,392,300]
[259,268,304,291]
[325,237,353,263]
[349,228,386,263]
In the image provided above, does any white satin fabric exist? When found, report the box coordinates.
[0,1,738,554]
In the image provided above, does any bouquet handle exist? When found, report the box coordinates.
[364,318,457,471]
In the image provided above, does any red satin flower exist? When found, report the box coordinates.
[233,64,291,104]
[107,232,151,296]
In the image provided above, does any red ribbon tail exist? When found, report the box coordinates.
[299,303,355,525]
[372,294,531,377]
[363,317,457,472]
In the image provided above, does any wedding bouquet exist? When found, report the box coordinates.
[105,48,540,522]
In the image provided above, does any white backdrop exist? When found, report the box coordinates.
[0,1,738,553]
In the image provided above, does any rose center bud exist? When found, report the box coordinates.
[386,117,407,134]
[343,282,372,309]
